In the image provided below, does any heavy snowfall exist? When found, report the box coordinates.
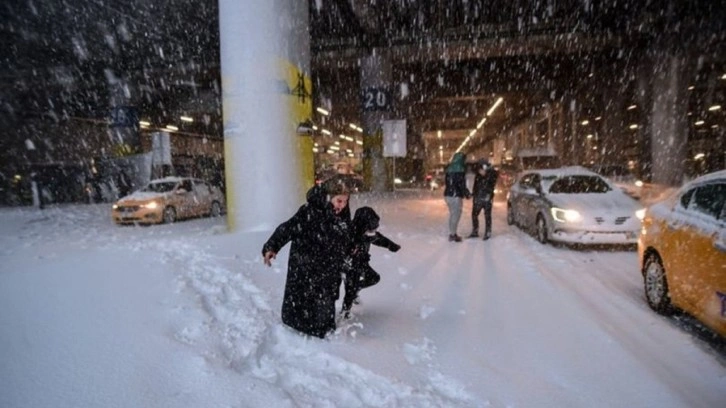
[1,190,724,408]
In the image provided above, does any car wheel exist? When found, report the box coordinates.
[210,201,222,217]
[643,254,673,315]
[163,206,176,224]
[536,214,548,244]
[506,203,515,226]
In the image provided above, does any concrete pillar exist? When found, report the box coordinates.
[219,0,310,231]
[360,50,392,192]
[648,53,690,186]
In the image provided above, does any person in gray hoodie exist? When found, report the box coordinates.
[443,152,471,242]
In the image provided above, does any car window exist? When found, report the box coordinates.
[179,180,193,192]
[194,180,212,194]
[519,174,534,189]
[689,183,726,220]
[679,188,695,209]
[143,182,176,193]
[548,175,611,194]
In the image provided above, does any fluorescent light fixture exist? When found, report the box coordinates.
[312,147,319,153]
[629,124,638,129]
[316,107,330,116]
[721,74,726,80]
[694,153,705,160]
[180,116,193,122]
[476,117,487,129]
[339,134,346,139]
[437,130,442,138]
[695,120,705,126]
[321,129,331,135]
[708,105,721,111]
[627,105,637,110]
[586,134,593,139]
[688,85,695,90]
[165,125,178,131]
[329,145,340,151]
[355,139,363,145]
[312,125,318,130]
[469,129,476,137]
[344,136,354,142]
[139,120,151,127]
[326,149,335,154]
[356,126,363,132]
[349,123,358,130]
[581,120,589,125]
[595,116,602,121]
[486,97,503,116]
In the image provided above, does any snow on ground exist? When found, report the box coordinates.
[0,190,724,408]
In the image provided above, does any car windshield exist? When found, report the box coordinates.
[548,175,611,194]
[593,165,634,179]
[142,182,177,193]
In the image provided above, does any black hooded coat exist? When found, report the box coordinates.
[261,184,351,338]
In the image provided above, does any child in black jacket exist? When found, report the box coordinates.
[341,206,401,318]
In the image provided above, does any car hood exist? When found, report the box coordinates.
[118,191,170,203]
[548,191,640,215]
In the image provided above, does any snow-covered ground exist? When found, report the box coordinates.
[1,190,724,408]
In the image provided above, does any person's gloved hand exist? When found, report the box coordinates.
[389,243,401,252]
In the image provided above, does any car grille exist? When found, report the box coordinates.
[594,216,630,225]
[116,205,141,212]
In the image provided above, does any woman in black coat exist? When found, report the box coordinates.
[262,182,352,338]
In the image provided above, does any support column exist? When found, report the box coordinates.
[648,52,690,186]
[219,0,310,231]
[360,50,392,192]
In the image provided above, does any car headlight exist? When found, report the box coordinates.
[112,204,118,209]
[634,180,644,187]
[143,201,158,209]
[635,208,646,220]
[551,207,582,223]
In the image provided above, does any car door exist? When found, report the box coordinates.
[511,173,533,223]
[521,173,542,227]
[193,180,212,214]
[176,179,196,218]
[672,182,726,332]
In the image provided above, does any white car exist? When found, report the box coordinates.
[506,166,645,245]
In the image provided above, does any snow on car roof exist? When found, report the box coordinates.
[525,166,598,178]
[150,177,185,184]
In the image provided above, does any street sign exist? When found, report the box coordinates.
[361,87,392,111]
[383,119,406,157]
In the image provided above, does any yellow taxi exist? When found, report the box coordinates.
[638,170,726,338]
[112,177,225,225]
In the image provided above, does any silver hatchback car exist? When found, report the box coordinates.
[506,166,645,246]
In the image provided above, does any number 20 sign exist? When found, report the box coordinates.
[361,87,392,112]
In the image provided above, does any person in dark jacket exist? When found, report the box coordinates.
[443,152,471,242]
[469,159,499,240]
[261,181,352,338]
[341,206,400,318]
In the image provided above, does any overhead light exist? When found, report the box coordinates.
[355,139,363,145]
[316,107,330,116]
[694,153,705,160]
[586,134,593,139]
[349,123,358,130]
[180,116,193,122]
[627,105,637,110]
[721,74,726,80]
[312,125,318,130]
[581,120,589,125]
[486,97,503,116]
[165,125,178,131]
[339,134,346,139]
[356,126,363,132]
[476,117,487,129]
[469,129,476,137]
[629,124,638,129]
[312,147,319,153]
[695,120,705,126]
[139,120,151,127]
[708,105,721,111]
[437,130,442,138]
[688,85,695,90]
[321,129,331,136]
[594,116,602,121]
[329,145,340,151]
[326,149,335,154]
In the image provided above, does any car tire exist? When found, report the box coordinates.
[643,253,673,315]
[506,203,515,226]
[210,201,222,217]
[536,214,548,244]
[163,206,176,224]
